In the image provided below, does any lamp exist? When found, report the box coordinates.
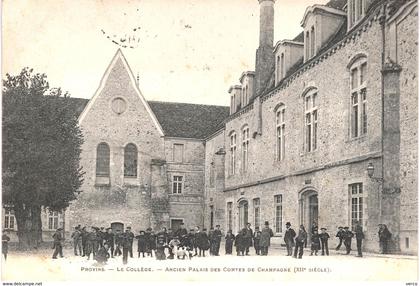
[367,162,383,182]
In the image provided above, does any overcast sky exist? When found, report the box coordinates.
[3,0,329,106]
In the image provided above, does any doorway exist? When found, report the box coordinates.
[111,222,124,233]
[170,219,184,232]
[299,189,319,240]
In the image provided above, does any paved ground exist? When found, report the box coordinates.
[1,246,418,283]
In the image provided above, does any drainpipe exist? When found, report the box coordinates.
[379,2,386,223]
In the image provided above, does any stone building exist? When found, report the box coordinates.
[204,0,417,254]
[3,0,417,255]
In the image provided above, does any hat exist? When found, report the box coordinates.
[216,224,220,227]
[139,230,145,234]
[286,222,291,226]
[338,226,343,229]
[255,226,260,229]
[146,227,152,231]
[189,229,194,231]
[321,227,327,230]
[126,226,131,230]
[344,226,349,229]
[264,221,269,225]
[203,228,207,231]
[57,228,63,231]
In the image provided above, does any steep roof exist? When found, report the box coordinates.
[148,101,229,139]
[68,97,229,140]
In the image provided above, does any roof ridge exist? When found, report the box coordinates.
[147,100,229,108]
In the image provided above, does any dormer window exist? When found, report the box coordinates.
[348,0,366,29]
[274,40,303,85]
[310,26,315,57]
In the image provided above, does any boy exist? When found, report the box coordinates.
[136,230,147,258]
[335,226,345,250]
[320,228,330,256]
[253,226,261,255]
[310,229,321,256]
[95,243,110,265]
[225,230,235,255]
[168,236,181,259]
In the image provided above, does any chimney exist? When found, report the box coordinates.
[255,0,276,97]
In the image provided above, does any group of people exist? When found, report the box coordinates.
[46,220,394,264]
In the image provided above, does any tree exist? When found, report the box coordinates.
[2,68,85,249]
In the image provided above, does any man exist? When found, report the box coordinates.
[2,231,10,260]
[335,226,345,250]
[121,230,131,264]
[293,225,307,259]
[284,222,296,256]
[52,228,64,259]
[253,226,262,255]
[259,221,274,256]
[114,229,123,256]
[86,227,98,260]
[98,227,106,248]
[311,221,318,235]
[208,227,215,255]
[71,226,82,256]
[175,223,188,240]
[355,221,364,257]
[320,228,330,256]
[105,228,115,258]
[126,226,135,258]
[343,226,353,255]
[80,226,88,257]
[193,226,201,256]
[95,243,110,265]
[244,223,253,255]
[213,225,222,256]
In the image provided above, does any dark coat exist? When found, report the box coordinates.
[320,232,330,241]
[234,232,245,251]
[344,230,354,242]
[311,233,321,250]
[2,234,10,253]
[105,232,114,246]
[355,225,364,240]
[243,227,253,247]
[284,228,296,243]
[379,227,391,242]
[259,227,274,247]
[95,246,109,263]
[136,234,147,252]
[295,229,307,246]
[213,229,222,242]
[196,232,210,250]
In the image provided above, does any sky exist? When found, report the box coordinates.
[3,0,329,106]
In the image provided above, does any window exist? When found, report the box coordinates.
[304,90,318,152]
[305,31,310,59]
[96,143,110,176]
[124,144,137,177]
[241,87,245,107]
[274,195,282,233]
[276,55,281,83]
[253,198,260,229]
[276,106,286,161]
[242,127,249,172]
[173,144,184,163]
[350,183,363,231]
[350,58,367,138]
[4,208,15,230]
[310,26,315,57]
[348,0,365,28]
[48,210,60,230]
[280,53,285,80]
[230,95,234,114]
[230,132,237,175]
[172,175,184,194]
[227,202,233,231]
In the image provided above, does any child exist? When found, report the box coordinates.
[225,230,235,255]
[155,233,167,260]
[95,244,110,265]
[135,230,147,258]
[253,226,262,255]
[235,229,245,256]
[310,229,321,256]
[168,236,181,259]
[176,246,187,259]
[320,228,330,256]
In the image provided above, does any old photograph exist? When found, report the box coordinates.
[1,0,418,284]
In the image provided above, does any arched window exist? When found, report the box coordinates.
[349,55,367,138]
[275,104,286,161]
[242,126,249,172]
[124,143,138,177]
[96,143,110,177]
[303,88,318,152]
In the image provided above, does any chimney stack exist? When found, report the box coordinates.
[255,0,275,97]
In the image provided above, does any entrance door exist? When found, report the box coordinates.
[299,190,319,241]
[111,222,124,233]
[238,200,248,230]
[170,219,184,232]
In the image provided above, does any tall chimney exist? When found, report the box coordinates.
[255,0,275,97]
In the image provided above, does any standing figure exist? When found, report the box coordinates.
[135,231,147,258]
[197,228,210,257]
[71,226,82,256]
[378,224,392,254]
[235,230,245,256]
[121,231,131,265]
[208,228,215,255]
[335,226,345,250]
[193,227,200,256]
[144,228,153,257]
[80,226,88,257]
[2,231,10,260]
[225,230,235,255]
[105,228,115,258]
[343,226,354,255]
[259,221,274,256]
[319,228,330,256]
[355,221,364,257]
[293,225,307,259]
[310,229,321,256]
[168,236,181,259]
[52,228,64,259]
[175,223,188,241]
[114,229,123,256]
[244,223,253,255]
[186,229,195,251]
[86,227,98,260]
[125,227,135,258]
[311,221,318,235]
[253,226,262,255]
[213,225,222,256]
[155,233,167,260]
[98,227,106,248]
[284,222,296,256]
